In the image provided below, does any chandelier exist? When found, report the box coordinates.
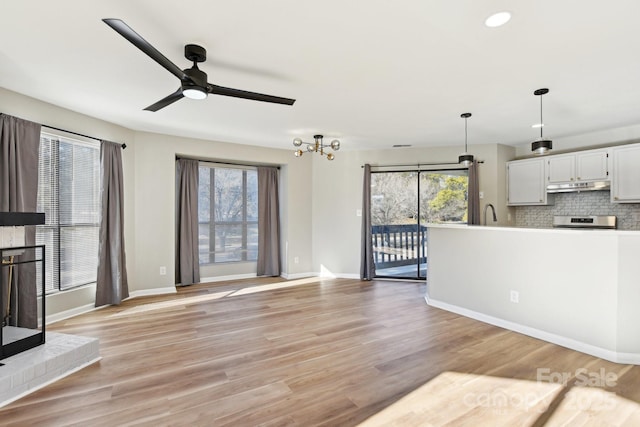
[293,134,340,160]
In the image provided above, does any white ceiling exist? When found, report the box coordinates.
[2,0,640,152]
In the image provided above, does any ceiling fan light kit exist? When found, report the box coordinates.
[531,88,552,155]
[293,135,340,160]
[102,19,295,111]
[458,112,474,167]
[183,87,207,100]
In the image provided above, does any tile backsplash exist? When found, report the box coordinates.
[515,191,640,230]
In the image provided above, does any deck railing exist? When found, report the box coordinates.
[371,224,427,269]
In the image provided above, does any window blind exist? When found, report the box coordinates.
[36,133,100,293]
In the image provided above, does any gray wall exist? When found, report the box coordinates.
[0,87,313,319]
[0,87,136,319]
[5,82,640,320]
[309,143,512,276]
[131,131,313,291]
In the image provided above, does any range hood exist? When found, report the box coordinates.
[546,181,610,193]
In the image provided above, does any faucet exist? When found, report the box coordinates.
[484,203,497,225]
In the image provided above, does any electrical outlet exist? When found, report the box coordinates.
[356,209,362,217]
[510,290,519,303]
[294,257,299,264]
[159,266,167,276]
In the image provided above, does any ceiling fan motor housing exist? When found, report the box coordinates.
[183,66,208,89]
[183,45,208,91]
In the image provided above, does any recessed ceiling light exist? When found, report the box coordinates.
[485,11,511,28]
[531,123,544,128]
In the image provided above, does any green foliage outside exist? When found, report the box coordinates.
[371,171,468,226]
[428,176,468,223]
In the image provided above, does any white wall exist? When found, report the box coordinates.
[427,225,640,364]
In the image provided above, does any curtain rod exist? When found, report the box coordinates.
[1,113,126,149]
[361,160,483,168]
[176,156,280,170]
[42,124,126,149]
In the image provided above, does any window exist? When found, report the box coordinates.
[198,164,258,264]
[370,168,468,279]
[36,133,101,294]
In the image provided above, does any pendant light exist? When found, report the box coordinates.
[458,113,474,167]
[531,88,552,154]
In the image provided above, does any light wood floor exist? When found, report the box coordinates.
[1,277,639,426]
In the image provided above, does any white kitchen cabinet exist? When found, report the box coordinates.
[546,149,609,184]
[576,149,609,181]
[611,144,640,202]
[507,158,548,205]
[547,154,575,183]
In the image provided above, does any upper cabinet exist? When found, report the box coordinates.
[507,158,548,206]
[547,154,575,183]
[547,149,609,184]
[507,144,639,206]
[611,144,640,203]
[576,149,610,181]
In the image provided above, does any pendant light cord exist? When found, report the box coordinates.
[540,94,544,139]
[464,116,468,152]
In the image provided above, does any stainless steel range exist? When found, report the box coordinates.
[552,215,617,229]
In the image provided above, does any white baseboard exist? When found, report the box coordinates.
[46,287,176,325]
[200,272,359,281]
[280,272,316,280]
[199,273,258,283]
[46,303,104,325]
[128,287,177,298]
[329,273,360,279]
[425,295,640,365]
[281,272,361,280]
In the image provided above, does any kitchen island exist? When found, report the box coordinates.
[426,224,640,364]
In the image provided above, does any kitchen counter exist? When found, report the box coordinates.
[427,222,640,235]
[425,224,640,364]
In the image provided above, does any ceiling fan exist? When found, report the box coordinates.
[103,18,296,111]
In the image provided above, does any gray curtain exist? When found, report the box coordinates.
[467,160,481,225]
[360,164,375,280]
[257,167,281,276]
[95,140,129,307]
[175,159,200,286]
[0,114,41,328]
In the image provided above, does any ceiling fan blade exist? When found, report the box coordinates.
[144,89,184,111]
[103,18,189,82]
[207,84,295,105]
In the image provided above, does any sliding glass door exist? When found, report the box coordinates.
[370,169,468,280]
